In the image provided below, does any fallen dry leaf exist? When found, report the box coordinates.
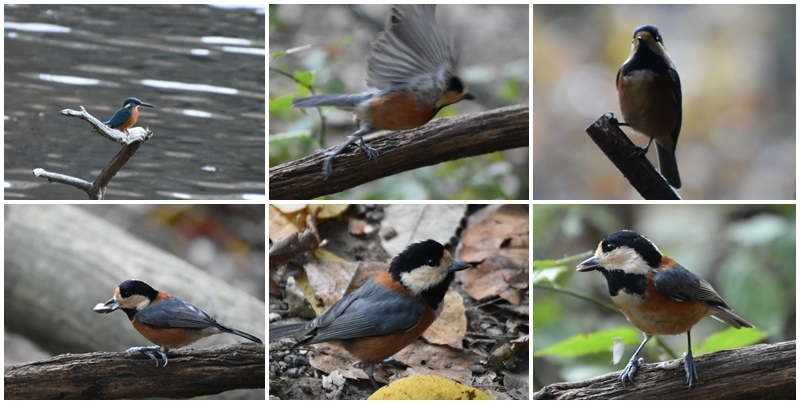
[422,291,467,347]
[304,255,360,309]
[459,204,528,266]
[269,204,299,241]
[458,205,529,305]
[308,339,479,387]
[382,205,467,257]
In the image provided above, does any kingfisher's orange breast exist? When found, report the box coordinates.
[116,107,139,131]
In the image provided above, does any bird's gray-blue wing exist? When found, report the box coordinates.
[653,265,727,307]
[136,298,217,330]
[305,279,424,343]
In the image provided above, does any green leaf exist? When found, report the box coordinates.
[500,78,520,102]
[294,70,313,92]
[270,50,286,61]
[532,265,568,285]
[534,327,640,358]
[697,327,765,354]
[269,5,286,30]
[269,94,294,115]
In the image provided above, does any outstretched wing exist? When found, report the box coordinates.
[366,5,457,101]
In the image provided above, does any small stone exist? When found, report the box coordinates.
[292,355,309,366]
[470,364,487,374]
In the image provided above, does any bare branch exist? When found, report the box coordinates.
[534,341,795,399]
[585,113,681,200]
[32,107,154,199]
[31,169,92,193]
[269,104,529,199]
[59,106,150,145]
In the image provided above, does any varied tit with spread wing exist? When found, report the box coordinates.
[577,230,753,388]
[103,97,156,134]
[269,239,471,389]
[94,279,263,366]
[292,5,473,179]
[616,25,683,189]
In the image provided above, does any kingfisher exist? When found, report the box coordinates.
[103,97,156,134]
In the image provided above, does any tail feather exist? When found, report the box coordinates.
[292,94,368,109]
[709,306,754,329]
[656,143,681,189]
[215,322,263,344]
[269,321,307,341]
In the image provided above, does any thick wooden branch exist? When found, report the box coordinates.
[32,107,153,200]
[533,341,795,400]
[4,344,265,399]
[269,104,528,199]
[585,113,681,200]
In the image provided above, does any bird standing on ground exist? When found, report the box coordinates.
[270,239,470,389]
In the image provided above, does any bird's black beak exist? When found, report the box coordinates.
[140,102,156,108]
[449,261,471,272]
[93,297,120,314]
[576,256,601,272]
[464,93,475,100]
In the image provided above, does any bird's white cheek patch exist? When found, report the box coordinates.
[602,247,651,274]
[400,266,448,296]
[135,298,151,312]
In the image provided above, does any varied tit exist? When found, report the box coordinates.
[94,279,263,366]
[577,230,753,388]
[616,25,683,189]
[269,239,471,389]
[292,5,473,179]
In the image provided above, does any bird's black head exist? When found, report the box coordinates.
[93,279,159,320]
[601,230,662,270]
[633,25,663,44]
[577,230,662,274]
[389,240,470,296]
[117,279,159,300]
[389,239,470,311]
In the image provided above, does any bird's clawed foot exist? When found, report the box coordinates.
[620,356,644,388]
[683,351,699,389]
[126,345,169,367]
[317,135,378,180]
